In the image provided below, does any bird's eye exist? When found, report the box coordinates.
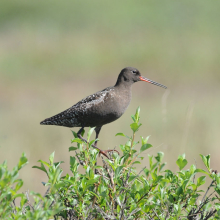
[131,70,137,74]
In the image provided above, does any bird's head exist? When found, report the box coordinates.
[115,67,167,89]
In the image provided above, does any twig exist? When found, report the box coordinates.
[126,208,141,219]
[124,166,146,194]
[94,205,116,219]
[201,180,215,204]
[193,158,197,184]
[75,152,85,166]
[137,185,153,204]
[153,208,161,220]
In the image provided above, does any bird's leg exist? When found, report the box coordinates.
[77,127,87,143]
[77,127,119,159]
[77,126,109,158]
[94,126,102,147]
[94,126,120,159]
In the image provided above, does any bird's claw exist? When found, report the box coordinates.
[99,149,120,159]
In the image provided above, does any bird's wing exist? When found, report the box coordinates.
[40,87,113,127]
[72,86,113,110]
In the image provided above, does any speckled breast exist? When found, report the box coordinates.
[82,88,132,127]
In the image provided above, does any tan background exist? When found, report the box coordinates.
[0,0,220,194]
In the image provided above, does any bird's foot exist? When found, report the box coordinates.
[98,149,120,159]
[77,127,120,159]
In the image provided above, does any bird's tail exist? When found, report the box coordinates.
[40,118,54,125]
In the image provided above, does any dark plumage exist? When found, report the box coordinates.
[40,67,167,157]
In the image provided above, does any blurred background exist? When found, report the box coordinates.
[0,0,220,194]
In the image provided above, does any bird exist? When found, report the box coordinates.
[40,67,167,158]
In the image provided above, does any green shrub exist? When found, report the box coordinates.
[1,107,220,219]
[0,153,63,220]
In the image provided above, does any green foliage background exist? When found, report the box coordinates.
[0,0,220,194]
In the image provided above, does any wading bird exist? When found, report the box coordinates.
[40,67,167,158]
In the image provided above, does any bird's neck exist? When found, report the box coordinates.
[114,77,133,89]
[113,80,132,115]
[114,83,133,94]
[114,79,132,100]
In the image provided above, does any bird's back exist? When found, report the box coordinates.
[40,85,130,128]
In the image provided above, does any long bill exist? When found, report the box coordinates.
[139,76,167,89]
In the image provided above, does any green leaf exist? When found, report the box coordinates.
[191,183,197,190]
[70,156,78,174]
[159,163,166,172]
[200,154,210,172]
[119,144,125,152]
[115,166,124,178]
[20,196,28,208]
[190,164,196,174]
[148,155,153,168]
[182,179,189,191]
[195,168,209,175]
[81,178,87,190]
[128,175,136,182]
[135,106,140,120]
[89,191,100,199]
[18,153,28,170]
[71,138,84,144]
[200,154,207,166]
[131,115,136,122]
[213,175,220,185]
[37,160,50,167]
[176,155,188,170]
[32,164,48,176]
[144,168,150,177]
[178,154,185,159]
[132,106,141,123]
[157,175,163,182]
[89,139,96,147]
[116,133,126,137]
[49,152,55,165]
[94,165,103,169]
[13,193,24,200]
[141,136,150,145]
[139,157,144,160]
[70,156,76,167]
[189,198,197,205]
[89,169,94,179]
[215,188,220,196]
[130,122,142,133]
[71,130,78,138]
[151,172,157,181]
[86,179,98,188]
[155,152,164,163]
[132,161,141,164]
[81,128,85,137]
[197,176,206,187]
[69,146,78,151]
[54,161,64,168]
[15,181,23,192]
[87,127,95,141]
[176,186,183,195]
[140,143,152,153]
